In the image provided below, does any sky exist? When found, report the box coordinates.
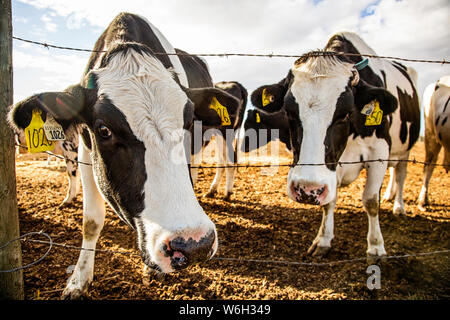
[10,0,450,134]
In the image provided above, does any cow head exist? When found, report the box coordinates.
[241,109,291,152]
[251,54,397,206]
[8,43,240,273]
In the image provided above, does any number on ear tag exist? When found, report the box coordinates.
[43,114,66,141]
[209,97,232,126]
[24,110,55,153]
[364,101,383,126]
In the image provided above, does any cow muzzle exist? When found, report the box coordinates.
[162,230,216,270]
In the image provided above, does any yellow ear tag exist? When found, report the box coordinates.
[24,109,55,153]
[262,88,272,107]
[209,97,231,126]
[364,100,383,126]
[256,112,261,123]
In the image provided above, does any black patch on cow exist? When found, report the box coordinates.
[176,48,213,88]
[89,97,147,228]
[391,63,420,150]
[442,116,447,126]
[324,34,384,87]
[71,170,77,177]
[85,13,176,76]
[284,90,302,165]
[251,70,294,112]
[436,115,441,127]
[443,96,450,113]
[242,109,291,152]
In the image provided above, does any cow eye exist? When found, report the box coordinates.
[98,124,112,139]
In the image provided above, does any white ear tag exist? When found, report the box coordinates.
[43,114,66,141]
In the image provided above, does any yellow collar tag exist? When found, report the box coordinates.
[24,109,55,153]
[364,100,383,126]
[256,112,261,123]
[209,97,231,126]
[262,88,272,107]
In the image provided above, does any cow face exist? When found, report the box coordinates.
[8,44,239,273]
[252,55,397,206]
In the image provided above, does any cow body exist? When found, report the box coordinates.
[418,76,450,210]
[16,131,80,207]
[189,80,248,200]
[9,12,241,299]
[251,31,420,257]
[241,108,291,153]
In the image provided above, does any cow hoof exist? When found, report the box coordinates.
[417,203,427,212]
[393,206,406,216]
[223,192,233,201]
[203,190,217,198]
[366,253,386,265]
[61,288,88,300]
[307,244,331,257]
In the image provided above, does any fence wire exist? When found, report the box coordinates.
[1,232,449,273]
[14,143,450,169]
[12,36,450,65]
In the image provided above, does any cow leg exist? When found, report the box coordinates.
[418,136,441,210]
[62,141,105,300]
[190,154,199,185]
[204,135,225,198]
[363,161,387,257]
[391,160,408,215]
[223,136,237,201]
[59,143,80,207]
[307,198,336,257]
[382,167,397,202]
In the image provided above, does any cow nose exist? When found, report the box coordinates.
[164,231,216,270]
[290,181,328,205]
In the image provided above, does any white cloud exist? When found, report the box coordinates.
[41,13,57,32]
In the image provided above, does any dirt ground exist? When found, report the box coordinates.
[14,141,450,300]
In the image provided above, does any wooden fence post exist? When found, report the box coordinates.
[0,0,24,300]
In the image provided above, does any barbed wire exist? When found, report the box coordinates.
[15,143,450,169]
[0,231,449,273]
[12,36,449,65]
[0,231,53,273]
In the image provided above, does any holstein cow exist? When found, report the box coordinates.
[8,12,242,299]
[251,31,420,257]
[16,131,80,207]
[241,108,291,153]
[418,76,450,210]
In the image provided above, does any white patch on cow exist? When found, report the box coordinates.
[138,15,189,88]
[94,48,217,273]
[287,56,354,205]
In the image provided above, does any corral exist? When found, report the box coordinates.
[15,140,450,300]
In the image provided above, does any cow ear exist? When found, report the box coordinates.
[185,87,240,126]
[251,84,286,113]
[354,79,398,115]
[8,84,97,132]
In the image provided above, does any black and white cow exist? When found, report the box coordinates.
[8,12,242,299]
[174,49,248,199]
[251,31,420,257]
[241,108,291,153]
[418,76,450,210]
[16,131,80,207]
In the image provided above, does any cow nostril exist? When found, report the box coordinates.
[168,231,216,266]
[170,251,188,270]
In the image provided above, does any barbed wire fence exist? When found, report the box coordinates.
[12,36,450,64]
[2,36,449,280]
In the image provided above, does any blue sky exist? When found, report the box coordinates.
[10,0,450,135]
